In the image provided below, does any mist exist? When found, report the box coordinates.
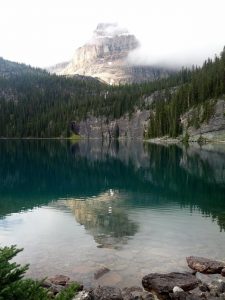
[124,0,225,68]
[1,0,225,68]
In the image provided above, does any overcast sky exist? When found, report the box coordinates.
[1,0,225,68]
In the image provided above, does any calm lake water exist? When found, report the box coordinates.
[0,140,225,287]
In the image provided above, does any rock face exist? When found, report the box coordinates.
[181,99,225,141]
[142,272,199,296]
[74,110,149,140]
[48,23,171,84]
[186,256,225,274]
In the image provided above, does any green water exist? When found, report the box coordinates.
[0,140,225,287]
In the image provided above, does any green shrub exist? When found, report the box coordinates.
[0,245,80,300]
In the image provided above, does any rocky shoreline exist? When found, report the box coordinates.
[41,256,225,300]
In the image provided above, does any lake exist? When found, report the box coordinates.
[0,140,225,288]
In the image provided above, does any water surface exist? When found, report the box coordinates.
[0,140,225,287]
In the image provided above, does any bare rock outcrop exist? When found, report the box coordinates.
[142,272,199,297]
[181,99,225,141]
[186,256,225,274]
[76,110,149,140]
[48,23,171,85]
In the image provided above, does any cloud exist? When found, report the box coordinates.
[124,0,225,67]
[0,0,225,67]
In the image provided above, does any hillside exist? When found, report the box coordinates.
[0,57,183,138]
[0,48,225,141]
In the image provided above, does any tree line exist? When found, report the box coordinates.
[0,48,224,138]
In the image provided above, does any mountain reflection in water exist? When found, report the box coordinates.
[0,140,225,286]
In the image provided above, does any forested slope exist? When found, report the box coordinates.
[0,48,224,139]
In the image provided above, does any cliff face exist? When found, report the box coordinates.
[181,99,225,141]
[73,110,149,139]
[48,23,171,84]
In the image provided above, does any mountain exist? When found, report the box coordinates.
[47,23,172,85]
[0,48,225,141]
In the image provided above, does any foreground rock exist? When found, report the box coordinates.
[186,256,225,274]
[42,275,83,298]
[195,272,225,285]
[142,272,199,297]
[122,286,154,300]
[93,286,123,300]
[48,274,70,286]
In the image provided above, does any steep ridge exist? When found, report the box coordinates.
[48,23,171,84]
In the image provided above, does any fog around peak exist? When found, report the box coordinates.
[1,0,225,68]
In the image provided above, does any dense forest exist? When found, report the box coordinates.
[147,48,225,138]
[0,48,224,138]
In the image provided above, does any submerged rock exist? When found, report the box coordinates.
[142,272,199,296]
[94,267,110,279]
[48,274,70,286]
[186,256,225,274]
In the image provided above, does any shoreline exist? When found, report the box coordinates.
[36,256,225,299]
[0,136,225,144]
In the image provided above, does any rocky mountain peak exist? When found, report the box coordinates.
[93,23,129,39]
[47,23,171,85]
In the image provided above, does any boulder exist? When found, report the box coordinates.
[208,280,225,296]
[195,272,225,285]
[94,267,110,279]
[122,286,154,300]
[186,256,225,274]
[49,283,64,295]
[93,286,123,300]
[221,268,225,277]
[170,291,203,300]
[142,272,199,296]
[122,286,143,300]
[48,274,70,286]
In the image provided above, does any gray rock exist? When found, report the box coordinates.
[41,279,52,288]
[208,280,225,295]
[186,256,225,274]
[94,267,110,279]
[48,274,70,286]
[122,286,143,300]
[142,272,199,296]
[170,291,203,300]
[221,269,225,277]
[173,287,185,293]
[189,286,208,297]
[49,283,64,295]
[78,110,149,140]
[141,291,154,300]
[73,290,93,300]
[199,284,209,292]
[93,286,123,300]
[196,272,225,285]
[122,286,154,300]
[181,99,225,142]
